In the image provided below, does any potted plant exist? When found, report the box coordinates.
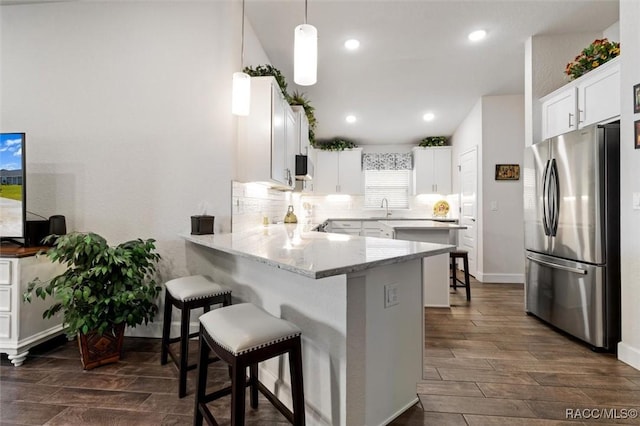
[24,232,161,369]
[564,38,620,81]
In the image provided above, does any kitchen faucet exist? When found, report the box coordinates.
[381,198,391,218]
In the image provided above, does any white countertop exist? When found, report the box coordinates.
[377,220,467,230]
[182,224,454,279]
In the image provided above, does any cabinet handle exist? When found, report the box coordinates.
[578,109,584,123]
[568,113,574,127]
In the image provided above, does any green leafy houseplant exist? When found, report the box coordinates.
[316,137,358,151]
[24,232,162,337]
[419,136,448,147]
[289,91,318,146]
[565,38,620,80]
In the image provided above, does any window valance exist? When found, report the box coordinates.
[362,153,412,171]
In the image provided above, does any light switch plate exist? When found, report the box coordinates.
[384,284,399,308]
[490,201,498,211]
[634,193,640,210]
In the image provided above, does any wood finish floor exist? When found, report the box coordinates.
[1,277,638,425]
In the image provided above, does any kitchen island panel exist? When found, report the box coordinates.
[185,242,424,426]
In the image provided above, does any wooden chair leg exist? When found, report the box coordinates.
[231,360,247,426]
[193,329,210,426]
[289,339,306,426]
[463,254,471,301]
[250,363,259,409]
[160,292,172,365]
[178,305,190,398]
[450,257,457,289]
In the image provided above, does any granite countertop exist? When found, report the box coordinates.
[182,224,453,279]
[377,220,467,230]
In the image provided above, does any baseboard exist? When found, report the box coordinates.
[424,303,450,308]
[124,321,199,339]
[618,342,640,371]
[474,272,524,284]
[379,397,419,426]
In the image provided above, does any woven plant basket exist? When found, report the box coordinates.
[78,323,125,370]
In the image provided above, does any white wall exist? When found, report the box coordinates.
[451,100,482,277]
[617,0,640,370]
[481,95,525,282]
[0,1,269,336]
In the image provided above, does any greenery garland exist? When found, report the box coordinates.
[316,137,358,151]
[564,38,620,81]
[419,136,448,147]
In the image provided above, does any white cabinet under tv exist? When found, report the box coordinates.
[0,248,65,366]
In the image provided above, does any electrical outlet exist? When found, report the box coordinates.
[633,193,640,210]
[384,284,399,308]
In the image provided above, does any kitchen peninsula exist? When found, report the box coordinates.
[182,224,454,426]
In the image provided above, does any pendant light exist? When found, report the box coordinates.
[294,0,317,86]
[232,0,250,116]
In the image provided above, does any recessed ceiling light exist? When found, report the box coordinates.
[344,39,360,50]
[423,113,435,122]
[468,30,487,42]
[346,115,357,123]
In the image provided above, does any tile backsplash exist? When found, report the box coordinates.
[232,181,459,232]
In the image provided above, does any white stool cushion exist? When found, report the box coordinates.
[200,303,301,356]
[165,275,230,302]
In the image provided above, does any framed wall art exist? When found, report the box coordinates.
[495,164,520,180]
[634,83,640,114]
[635,120,640,150]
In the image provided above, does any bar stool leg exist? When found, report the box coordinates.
[194,328,210,426]
[178,305,190,398]
[450,256,457,290]
[250,363,259,409]
[289,338,306,426]
[463,254,471,301]
[231,360,247,426]
[160,290,172,365]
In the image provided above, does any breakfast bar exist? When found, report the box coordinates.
[182,224,454,426]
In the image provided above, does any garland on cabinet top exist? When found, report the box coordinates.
[243,65,317,146]
[564,38,620,81]
[418,136,448,147]
[315,137,358,151]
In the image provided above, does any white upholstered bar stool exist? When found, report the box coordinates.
[194,303,305,426]
[160,275,232,398]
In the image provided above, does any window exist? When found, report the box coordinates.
[364,169,410,209]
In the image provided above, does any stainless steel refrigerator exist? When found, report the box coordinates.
[524,123,620,351]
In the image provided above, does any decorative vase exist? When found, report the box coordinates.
[77,323,125,370]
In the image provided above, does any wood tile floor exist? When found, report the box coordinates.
[2,276,639,425]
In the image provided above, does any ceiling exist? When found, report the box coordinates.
[245,0,619,145]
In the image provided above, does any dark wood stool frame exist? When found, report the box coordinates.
[194,325,305,426]
[450,250,471,301]
[160,289,232,398]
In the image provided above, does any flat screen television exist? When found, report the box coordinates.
[0,133,26,241]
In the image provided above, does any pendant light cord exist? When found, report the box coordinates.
[304,0,308,25]
[241,0,245,68]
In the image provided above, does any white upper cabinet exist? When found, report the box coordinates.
[291,105,310,155]
[541,57,620,140]
[412,147,452,195]
[314,148,363,194]
[237,76,295,189]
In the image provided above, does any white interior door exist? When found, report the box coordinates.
[459,147,478,277]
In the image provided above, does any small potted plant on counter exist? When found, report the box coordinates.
[24,232,161,369]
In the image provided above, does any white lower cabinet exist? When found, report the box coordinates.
[0,254,65,366]
[328,220,362,235]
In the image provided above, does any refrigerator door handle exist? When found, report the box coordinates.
[526,255,588,275]
[541,159,551,236]
[549,159,560,236]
